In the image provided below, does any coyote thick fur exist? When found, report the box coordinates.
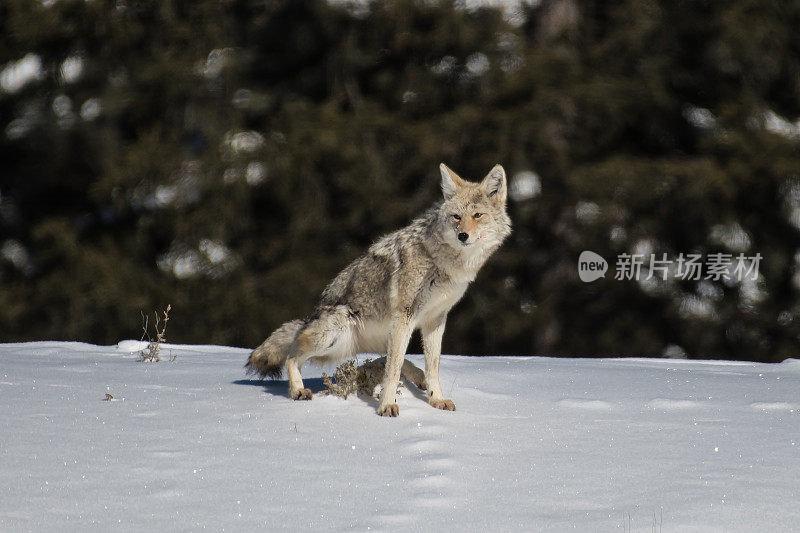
[246,163,511,416]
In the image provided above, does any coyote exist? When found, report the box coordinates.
[246,163,511,416]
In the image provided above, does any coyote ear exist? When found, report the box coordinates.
[439,163,464,200]
[481,164,507,204]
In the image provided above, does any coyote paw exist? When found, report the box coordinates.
[429,398,455,411]
[291,388,313,401]
[377,403,399,417]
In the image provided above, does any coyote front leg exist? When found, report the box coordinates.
[422,314,455,411]
[377,315,414,417]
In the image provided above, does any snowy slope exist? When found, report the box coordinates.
[1,342,798,531]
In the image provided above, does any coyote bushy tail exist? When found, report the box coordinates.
[245,319,305,378]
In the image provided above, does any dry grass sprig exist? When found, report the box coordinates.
[322,358,403,399]
[139,304,174,362]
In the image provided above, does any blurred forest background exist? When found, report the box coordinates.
[2,0,800,362]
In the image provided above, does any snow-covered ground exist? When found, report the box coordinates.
[1,342,798,531]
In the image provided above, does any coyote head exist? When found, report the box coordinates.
[438,163,512,252]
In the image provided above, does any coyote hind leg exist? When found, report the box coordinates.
[286,349,313,400]
[287,306,356,401]
[372,356,427,390]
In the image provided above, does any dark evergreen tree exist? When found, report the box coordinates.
[1,0,799,362]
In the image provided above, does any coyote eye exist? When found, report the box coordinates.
[473,212,483,219]
[452,214,461,221]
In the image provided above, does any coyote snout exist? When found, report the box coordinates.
[246,162,512,417]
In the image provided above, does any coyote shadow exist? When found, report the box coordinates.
[232,376,426,408]
[232,378,327,398]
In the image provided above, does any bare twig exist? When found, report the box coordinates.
[139,304,172,362]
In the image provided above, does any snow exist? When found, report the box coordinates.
[1,342,798,531]
[0,53,44,94]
